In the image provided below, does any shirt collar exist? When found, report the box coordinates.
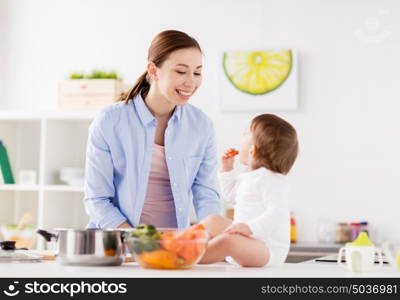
[171,104,182,122]
[133,94,182,125]
[133,94,155,125]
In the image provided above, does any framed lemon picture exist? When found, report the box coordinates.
[219,49,298,111]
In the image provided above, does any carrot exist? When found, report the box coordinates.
[158,224,208,263]
[160,232,183,253]
[137,249,178,269]
[104,249,116,256]
[189,223,206,231]
[178,242,199,262]
[226,150,239,158]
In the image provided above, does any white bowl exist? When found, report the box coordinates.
[59,168,85,185]
[60,177,84,185]
[60,168,85,176]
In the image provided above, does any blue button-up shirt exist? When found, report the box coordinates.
[84,95,221,229]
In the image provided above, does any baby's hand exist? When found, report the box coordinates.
[223,223,252,237]
[221,148,239,172]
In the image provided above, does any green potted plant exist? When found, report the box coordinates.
[58,69,130,111]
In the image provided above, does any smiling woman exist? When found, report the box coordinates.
[84,30,221,230]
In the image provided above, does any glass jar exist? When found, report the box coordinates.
[350,222,361,241]
[290,212,296,244]
[360,221,369,235]
[316,219,335,243]
[335,222,350,243]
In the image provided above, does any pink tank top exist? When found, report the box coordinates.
[139,144,178,228]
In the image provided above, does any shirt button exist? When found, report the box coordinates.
[178,207,182,212]
[173,182,177,187]
[168,157,172,160]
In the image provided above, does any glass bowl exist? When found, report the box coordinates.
[126,226,208,269]
[0,224,36,249]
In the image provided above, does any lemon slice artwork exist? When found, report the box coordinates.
[223,50,292,95]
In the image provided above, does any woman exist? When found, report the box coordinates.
[84,30,221,229]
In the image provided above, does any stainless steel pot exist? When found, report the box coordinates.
[37,228,129,266]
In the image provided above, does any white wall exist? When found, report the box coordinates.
[1,0,400,242]
[0,0,8,99]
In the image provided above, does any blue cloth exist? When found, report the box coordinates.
[84,95,221,229]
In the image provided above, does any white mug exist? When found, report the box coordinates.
[337,245,383,272]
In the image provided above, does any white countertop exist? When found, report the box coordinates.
[1,260,399,278]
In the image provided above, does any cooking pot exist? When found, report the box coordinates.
[37,228,130,266]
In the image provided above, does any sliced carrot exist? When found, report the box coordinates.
[192,230,207,239]
[157,224,208,263]
[160,232,183,253]
[104,249,116,256]
[137,249,178,269]
[189,223,206,231]
[178,243,199,261]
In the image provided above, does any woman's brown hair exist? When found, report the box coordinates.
[250,114,299,175]
[117,30,202,103]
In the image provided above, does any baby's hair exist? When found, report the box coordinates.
[250,114,298,175]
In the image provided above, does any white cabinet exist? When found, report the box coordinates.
[0,111,96,249]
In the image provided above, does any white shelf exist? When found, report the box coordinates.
[0,110,97,120]
[0,111,93,249]
[42,185,84,192]
[0,184,40,191]
[0,184,84,192]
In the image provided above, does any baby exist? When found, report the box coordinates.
[199,114,299,267]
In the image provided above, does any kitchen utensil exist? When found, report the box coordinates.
[16,212,33,231]
[337,232,383,272]
[0,240,41,263]
[37,228,130,266]
[1,223,36,249]
[126,225,208,269]
[59,168,85,185]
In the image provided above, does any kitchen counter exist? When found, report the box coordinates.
[286,242,342,263]
[1,260,399,278]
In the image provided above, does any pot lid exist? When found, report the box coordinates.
[0,240,41,262]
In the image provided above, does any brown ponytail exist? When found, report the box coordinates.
[117,30,202,104]
[117,71,151,104]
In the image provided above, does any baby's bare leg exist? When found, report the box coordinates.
[199,233,270,267]
[199,214,232,238]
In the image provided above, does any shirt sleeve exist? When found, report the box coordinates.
[191,122,222,220]
[83,112,128,228]
[217,169,240,206]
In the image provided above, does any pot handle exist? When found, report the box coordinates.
[37,229,58,242]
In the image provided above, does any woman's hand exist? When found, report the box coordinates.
[221,148,239,172]
[223,222,252,236]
